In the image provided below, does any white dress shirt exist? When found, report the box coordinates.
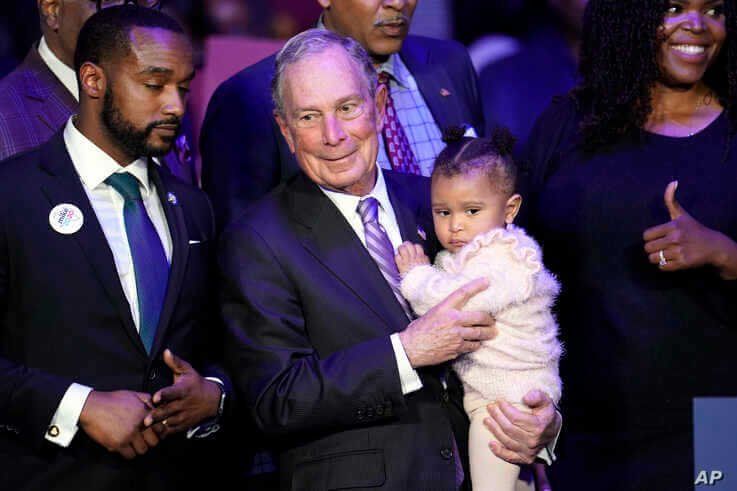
[45,118,172,447]
[319,167,423,396]
[37,36,79,101]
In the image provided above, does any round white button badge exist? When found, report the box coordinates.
[49,204,84,235]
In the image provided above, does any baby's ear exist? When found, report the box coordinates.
[505,194,522,224]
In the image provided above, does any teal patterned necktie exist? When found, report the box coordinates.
[105,172,169,353]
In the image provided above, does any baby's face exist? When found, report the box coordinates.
[431,171,520,253]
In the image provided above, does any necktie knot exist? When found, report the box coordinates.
[106,172,143,202]
[378,71,391,89]
[357,197,379,225]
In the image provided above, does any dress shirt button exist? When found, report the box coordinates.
[376,405,384,416]
[356,408,364,420]
[47,425,60,438]
[440,447,453,460]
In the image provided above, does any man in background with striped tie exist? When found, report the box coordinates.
[220,29,560,491]
[201,0,484,232]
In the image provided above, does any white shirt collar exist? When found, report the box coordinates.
[38,36,79,101]
[63,117,153,195]
[320,165,394,219]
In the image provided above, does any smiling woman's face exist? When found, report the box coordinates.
[658,0,726,87]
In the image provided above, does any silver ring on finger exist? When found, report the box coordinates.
[658,250,667,267]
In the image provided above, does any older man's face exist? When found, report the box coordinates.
[276,47,386,196]
[320,0,417,64]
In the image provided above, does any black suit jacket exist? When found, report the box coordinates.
[220,171,470,491]
[201,35,484,231]
[0,132,226,491]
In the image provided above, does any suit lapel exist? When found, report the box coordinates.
[400,38,466,131]
[289,175,409,334]
[38,133,146,356]
[384,171,436,257]
[20,48,77,133]
[388,181,421,245]
[148,163,189,356]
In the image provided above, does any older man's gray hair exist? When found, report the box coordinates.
[271,28,378,118]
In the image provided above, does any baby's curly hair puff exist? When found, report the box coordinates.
[432,125,519,196]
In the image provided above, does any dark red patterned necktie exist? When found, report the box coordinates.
[378,71,421,175]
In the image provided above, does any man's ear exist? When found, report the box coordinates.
[79,62,106,100]
[374,83,387,132]
[317,0,331,9]
[38,0,61,31]
[274,112,296,154]
[505,193,522,224]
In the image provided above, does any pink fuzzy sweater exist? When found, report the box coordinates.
[400,225,562,404]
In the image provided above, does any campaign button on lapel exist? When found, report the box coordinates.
[49,204,84,235]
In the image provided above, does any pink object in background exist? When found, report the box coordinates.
[188,35,284,176]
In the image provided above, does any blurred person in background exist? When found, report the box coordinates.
[479,0,586,151]
[0,0,196,185]
[409,0,453,40]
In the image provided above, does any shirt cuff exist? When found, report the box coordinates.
[537,410,562,465]
[390,333,423,395]
[186,377,224,440]
[45,383,93,447]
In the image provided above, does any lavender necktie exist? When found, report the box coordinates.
[357,197,464,489]
[357,197,413,319]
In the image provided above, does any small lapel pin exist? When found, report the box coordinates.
[440,88,451,97]
[167,192,178,205]
[462,124,478,137]
[49,203,84,235]
[417,226,426,241]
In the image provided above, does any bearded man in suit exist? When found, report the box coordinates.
[0,7,229,490]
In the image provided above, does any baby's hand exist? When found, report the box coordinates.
[395,242,430,275]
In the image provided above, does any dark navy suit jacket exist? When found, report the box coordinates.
[200,35,484,231]
[0,132,227,491]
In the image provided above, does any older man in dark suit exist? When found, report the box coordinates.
[0,0,196,184]
[0,7,229,490]
[201,0,484,231]
[220,29,560,491]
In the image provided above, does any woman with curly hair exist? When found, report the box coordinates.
[523,0,737,488]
